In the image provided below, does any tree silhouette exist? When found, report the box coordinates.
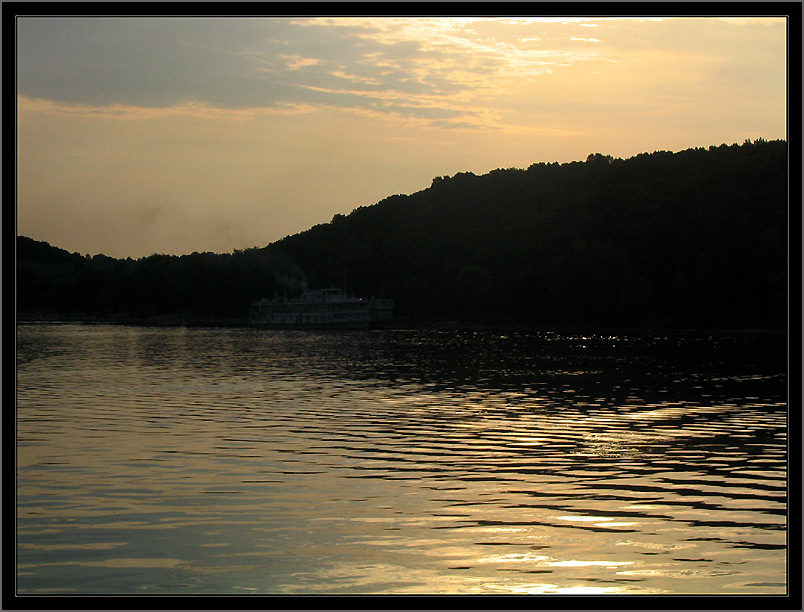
[17,139,788,331]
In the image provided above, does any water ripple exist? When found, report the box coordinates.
[16,324,787,595]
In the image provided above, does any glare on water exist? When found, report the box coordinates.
[16,324,787,595]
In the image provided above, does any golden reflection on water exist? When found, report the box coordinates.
[16,325,787,595]
[547,560,634,568]
[545,585,626,594]
[476,553,550,563]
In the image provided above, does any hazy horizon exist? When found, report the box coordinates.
[17,15,788,259]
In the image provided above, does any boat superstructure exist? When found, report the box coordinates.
[249,288,392,328]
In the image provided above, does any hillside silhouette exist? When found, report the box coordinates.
[17,139,788,330]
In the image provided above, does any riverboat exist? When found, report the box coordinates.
[249,288,393,328]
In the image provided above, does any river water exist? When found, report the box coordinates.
[15,323,788,595]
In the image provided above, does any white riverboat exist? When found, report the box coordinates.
[249,288,393,328]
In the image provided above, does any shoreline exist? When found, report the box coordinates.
[15,313,788,337]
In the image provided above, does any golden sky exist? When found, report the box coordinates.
[16,16,788,258]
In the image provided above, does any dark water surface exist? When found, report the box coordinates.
[16,323,787,595]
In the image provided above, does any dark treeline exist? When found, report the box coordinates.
[17,139,788,330]
[16,239,306,323]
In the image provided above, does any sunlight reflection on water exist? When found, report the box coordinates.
[16,324,787,595]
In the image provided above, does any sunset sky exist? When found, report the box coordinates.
[16,15,788,259]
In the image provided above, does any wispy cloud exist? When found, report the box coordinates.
[17,95,317,121]
[16,16,787,135]
[16,15,788,258]
[16,17,611,129]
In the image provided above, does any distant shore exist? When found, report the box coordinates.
[16,312,247,328]
[16,312,787,337]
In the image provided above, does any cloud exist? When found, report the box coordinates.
[16,16,787,135]
[17,18,286,108]
[16,15,788,259]
[16,17,609,129]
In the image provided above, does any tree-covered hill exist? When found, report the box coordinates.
[16,238,304,323]
[271,139,788,329]
[17,139,788,330]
